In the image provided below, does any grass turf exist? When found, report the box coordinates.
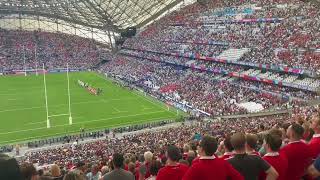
[0,72,181,145]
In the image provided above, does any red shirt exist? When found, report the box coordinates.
[280,141,312,180]
[182,156,244,180]
[156,163,188,180]
[309,134,320,159]
[191,157,200,165]
[260,152,288,180]
[192,154,219,164]
[221,152,234,160]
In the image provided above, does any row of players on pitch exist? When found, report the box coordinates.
[77,80,102,96]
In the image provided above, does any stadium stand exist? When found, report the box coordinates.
[0,30,105,71]
[1,0,320,180]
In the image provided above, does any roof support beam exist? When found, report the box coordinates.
[0,9,104,29]
[136,0,183,28]
[80,0,120,32]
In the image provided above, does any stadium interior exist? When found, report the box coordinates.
[1,0,320,180]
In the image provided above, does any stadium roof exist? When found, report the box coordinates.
[0,0,184,33]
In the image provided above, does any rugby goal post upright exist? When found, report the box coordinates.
[23,45,27,77]
[67,63,73,125]
[42,63,73,128]
[42,63,50,128]
[35,45,38,76]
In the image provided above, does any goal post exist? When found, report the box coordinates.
[67,63,73,125]
[42,64,73,128]
[42,64,50,128]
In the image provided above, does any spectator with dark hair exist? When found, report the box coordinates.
[146,160,161,180]
[101,153,134,180]
[72,161,87,179]
[260,133,288,180]
[309,115,320,159]
[156,145,188,180]
[259,125,265,132]
[38,169,44,177]
[228,133,278,180]
[20,162,39,180]
[0,153,23,180]
[259,128,284,156]
[280,123,312,180]
[183,135,244,180]
[220,135,234,160]
[246,134,260,156]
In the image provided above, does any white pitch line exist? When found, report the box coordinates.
[0,106,43,113]
[141,105,153,111]
[133,91,177,116]
[97,73,177,116]
[0,116,174,144]
[0,110,167,135]
[0,97,138,113]
[48,113,69,117]
[25,116,84,125]
[0,86,42,93]
[26,121,46,125]
[0,88,88,96]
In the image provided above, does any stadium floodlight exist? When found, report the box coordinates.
[42,63,50,128]
[67,63,73,125]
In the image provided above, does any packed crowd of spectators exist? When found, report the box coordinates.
[0,29,103,71]
[13,114,296,167]
[100,54,311,116]
[123,0,320,74]
[2,0,320,180]
[2,106,319,180]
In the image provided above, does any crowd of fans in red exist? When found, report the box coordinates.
[1,0,320,180]
[1,106,320,180]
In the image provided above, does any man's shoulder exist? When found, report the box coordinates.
[119,169,134,176]
[104,169,134,177]
[179,163,189,170]
[247,154,263,160]
[228,154,263,163]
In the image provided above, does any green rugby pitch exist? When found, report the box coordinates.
[0,72,181,145]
